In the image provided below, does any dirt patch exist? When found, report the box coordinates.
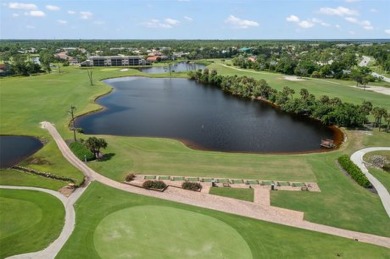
[283,76,306,81]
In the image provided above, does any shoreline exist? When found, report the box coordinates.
[74,75,345,155]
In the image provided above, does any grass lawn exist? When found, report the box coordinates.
[208,61,390,110]
[94,206,252,259]
[209,187,254,202]
[0,189,65,258]
[368,167,390,193]
[0,169,67,190]
[56,182,390,258]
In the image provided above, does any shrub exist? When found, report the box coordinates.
[125,173,136,182]
[182,181,202,191]
[69,141,94,161]
[142,180,167,190]
[338,155,371,188]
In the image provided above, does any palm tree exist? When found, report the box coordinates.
[68,105,77,141]
[84,137,108,159]
[372,107,387,131]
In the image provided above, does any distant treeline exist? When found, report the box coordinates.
[188,69,389,130]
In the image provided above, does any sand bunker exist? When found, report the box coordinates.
[283,76,305,81]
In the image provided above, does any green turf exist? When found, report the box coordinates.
[0,169,67,190]
[216,178,230,184]
[368,168,390,193]
[230,179,243,184]
[277,181,290,186]
[245,180,259,185]
[56,182,390,258]
[93,206,252,259]
[209,187,254,202]
[172,176,185,181]
[157,175,171,180]
[0,189,65,258]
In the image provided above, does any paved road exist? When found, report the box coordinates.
[4,121,390,259]
[359,55,390,83]
[351,147,390,218]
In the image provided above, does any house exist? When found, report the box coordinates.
[88,56,146,66]
[146,56,161,63]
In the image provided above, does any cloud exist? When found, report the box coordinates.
[319,6,358,16]
[93,20,105,25]
[286,15,315,28]
[26,10,45,17]
[345,0,360,2]
[165,18,179,26]
[26,25,35,29]
[311,18,330,27]
[8,2,37,10]
[68,10,76,15]
[370,8,378,13]
[286,15,300,22]
[57,19,67,24]
[225,15,259,29]
[385,29,390,35]
[298,20,314,28]
[12,13,19,17]
[46,5,60,11]
[335,24,341,30]
[80,11,93,19]
[345,17,374,30]
[184,16,193,22]
[143,18,180,29]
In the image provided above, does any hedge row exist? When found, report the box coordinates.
[69,141,94,161]
[182,182,202,191]
[338,155,371,188]
[142,180,167,190]
[12,165,79,185]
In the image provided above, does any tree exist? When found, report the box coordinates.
[68,105,77,141]
[372,107,387,130]
[84,137,108,159]
[87,69,93,86]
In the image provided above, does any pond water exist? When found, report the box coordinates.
[76,77,335,153]
[139,62,206,74]
[0,136,43,168]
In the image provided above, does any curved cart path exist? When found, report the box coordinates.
[351,147,390,218]
[0,184,89,259]
[5,121,389,259]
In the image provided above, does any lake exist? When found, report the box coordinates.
[0,136,43,168]
[76,77,336,153]
[139,62,206,74]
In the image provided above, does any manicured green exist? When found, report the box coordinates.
[93,206,252,259]
[57,183,390,258]
[0,189,65,258]
[209,187,254,202]
[0,169,67,190]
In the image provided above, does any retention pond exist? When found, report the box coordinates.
[76,77,337,153]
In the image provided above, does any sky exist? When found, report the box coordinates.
[1,0,390,39]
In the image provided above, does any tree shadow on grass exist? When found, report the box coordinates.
[98,153,115,162]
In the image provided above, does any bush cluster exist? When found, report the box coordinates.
[69,141,94,161]
[338,155,371,188]
[142,180,167,190]
[182,182,202,191]
[12,165,78,185]
[125,173,136,182]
